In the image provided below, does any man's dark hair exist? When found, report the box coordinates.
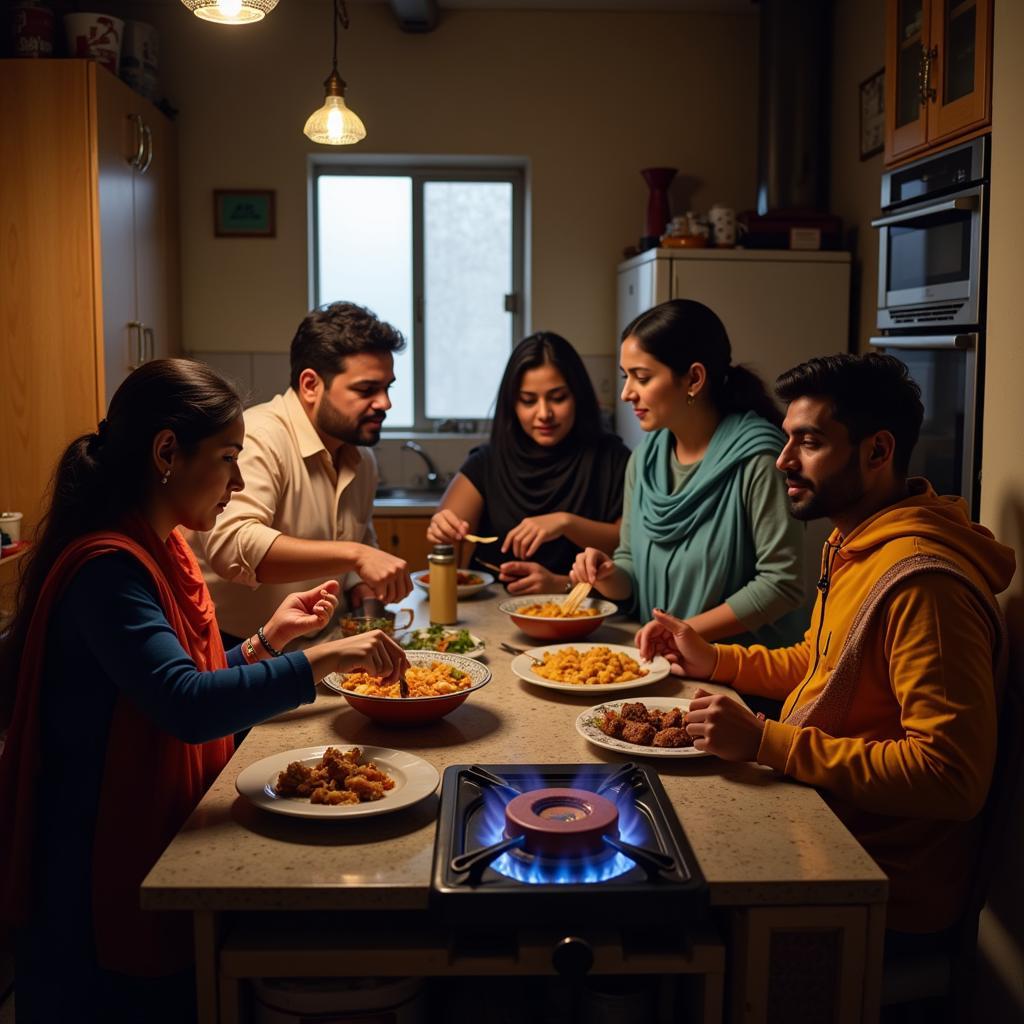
[289,301,406,390]
[775,353,924,475]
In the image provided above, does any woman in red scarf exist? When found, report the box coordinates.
[0,359,407,1023]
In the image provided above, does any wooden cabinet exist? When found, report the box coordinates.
[373,516,433,571]
[885,0,992,166]
[0,59,180,535]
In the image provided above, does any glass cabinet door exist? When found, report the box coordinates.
[942,0,977,104]
[896,0,925,128]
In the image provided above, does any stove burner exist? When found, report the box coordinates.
[432,763,708,926]
[505,788,619,859]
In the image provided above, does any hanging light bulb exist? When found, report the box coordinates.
[180,0,277,25]
[303,0,366,146]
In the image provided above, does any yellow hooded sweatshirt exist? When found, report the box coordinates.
[710,479,1015,933]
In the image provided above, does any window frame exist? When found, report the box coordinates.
[309,156,528,432]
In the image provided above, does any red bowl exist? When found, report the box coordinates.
[498,594,618,641]
[323,651,491,726]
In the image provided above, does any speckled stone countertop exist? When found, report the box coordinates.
[142,590,886,912]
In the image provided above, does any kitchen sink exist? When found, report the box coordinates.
[374,486,444,502]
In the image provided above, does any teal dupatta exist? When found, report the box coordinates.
[628,412,789,638]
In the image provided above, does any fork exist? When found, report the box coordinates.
[499,641,542,664]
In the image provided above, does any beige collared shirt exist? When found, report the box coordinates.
[188,388,378,640]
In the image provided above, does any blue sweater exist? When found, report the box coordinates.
[16,551,314,1018]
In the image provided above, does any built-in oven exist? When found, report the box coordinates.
[873,137,988,330]
[868,333,981,515]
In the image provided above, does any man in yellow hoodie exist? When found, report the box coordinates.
[637,353,1015,938]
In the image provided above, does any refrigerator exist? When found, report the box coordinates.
[614,246,852,603]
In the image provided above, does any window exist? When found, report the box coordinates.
[312,161,526,430]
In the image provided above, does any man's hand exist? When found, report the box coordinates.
[426,509,468,545]
[498,561,566,595]
[351,545,412,605]
[635,608,717,678]
[569,547,616,586]
[684,687,765,761]
[264,579,340,649]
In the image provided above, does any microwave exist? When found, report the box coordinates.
[873,138,988,330]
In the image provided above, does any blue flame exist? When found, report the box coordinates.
[478,768,647,885]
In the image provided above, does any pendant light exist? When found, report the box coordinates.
[303,0,366,146]
[181,0,278,25]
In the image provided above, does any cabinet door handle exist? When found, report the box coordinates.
[139,122,154,174]
[919,45,937,105]
[127,114,145,167]
[126,320,144,369]
[143,326,156,362]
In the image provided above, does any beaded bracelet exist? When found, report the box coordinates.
[256,624,283,658]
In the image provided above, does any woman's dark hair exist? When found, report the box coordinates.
[491,332,603,449]
[0,359,243,726]
[775,353,924,475]
[289,301,406,390]
[622,299,782,427]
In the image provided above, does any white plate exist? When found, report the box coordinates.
[411,569,494,599]
[398,627,485,659]
[235,745,440,819]
[576,697,711,759]
[510,642,670,693]
[321,649,491,697]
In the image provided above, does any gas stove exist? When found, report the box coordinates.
[431,762,707,926]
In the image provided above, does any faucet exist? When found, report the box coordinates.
[402,440,442,490]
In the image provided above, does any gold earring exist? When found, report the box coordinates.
[686,392,695,406]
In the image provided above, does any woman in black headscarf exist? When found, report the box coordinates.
[427,332,631,594]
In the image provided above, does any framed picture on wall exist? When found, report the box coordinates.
[859,69,885,160]
[214,189,276,237]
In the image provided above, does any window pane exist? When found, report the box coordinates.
[317,176,414,427]
[424,181,513,420]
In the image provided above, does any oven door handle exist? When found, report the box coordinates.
[870,333,977,351]
[871,196,977,228]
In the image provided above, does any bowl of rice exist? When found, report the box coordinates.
[323,650,492,725]
[497,593,619,641]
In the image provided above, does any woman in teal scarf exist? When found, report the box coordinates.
[572,299,805,647]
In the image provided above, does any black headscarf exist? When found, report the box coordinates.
[461,432,631,575]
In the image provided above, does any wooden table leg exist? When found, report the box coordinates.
[193,910,222,1024]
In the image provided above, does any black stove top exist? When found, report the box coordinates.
[430,762,707,926]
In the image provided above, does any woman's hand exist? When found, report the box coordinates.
[502,513,569,559]
[569,547,616,586]
[683,687,765,761]
[326,629,410,685]
[427,508,469,545]
[264,580,340,649]
[635,608,717,679]
[498,561,566,595]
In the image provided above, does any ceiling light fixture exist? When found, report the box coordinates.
[181,0,278,25]
[303,0,366,146]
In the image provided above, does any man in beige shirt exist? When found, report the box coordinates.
[189,302,413,643]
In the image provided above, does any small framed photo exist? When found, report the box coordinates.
[213,189,276,237]
[860,68,885,161]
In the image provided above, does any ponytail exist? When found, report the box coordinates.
[0,359,242,726]
[718,364,782,428]
[622,299,781,427]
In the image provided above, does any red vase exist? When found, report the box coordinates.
[640,167,677,249]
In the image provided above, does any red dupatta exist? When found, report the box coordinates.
[0,521,234,974]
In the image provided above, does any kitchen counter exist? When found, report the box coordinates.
[143,590,887,1023]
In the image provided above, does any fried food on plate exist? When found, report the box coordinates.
[274,746,396,805]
